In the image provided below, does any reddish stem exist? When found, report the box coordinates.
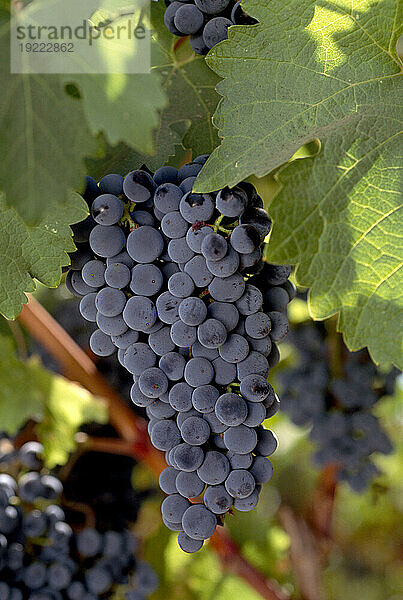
[309,464,339,541]
[18,295,289,600]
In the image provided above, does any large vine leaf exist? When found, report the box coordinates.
[0,332,107,467]
[0,193,88,319]
[0,8,96,225]
[266,123,403,369]
[193,0,403,367]
[195,0,402,191]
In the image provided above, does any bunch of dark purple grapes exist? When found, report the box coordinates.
[66,156,294,553]
[279,321,397,492]
[163,0,256,55]
[0,441,158,600]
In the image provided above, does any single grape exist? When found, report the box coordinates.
[150,420,181,451]
[197,451,230,485]
[159,467,179,495]
[95,287,126,317]
[89,329,115,356]
[206,246,240,277]
[123,170,156,203]
[91,194,123,225]
[180,416,210,445]
[104,262,131,288]
[204,484,233,514]
[174,4,204,35]
[203,17,232,48]
[148,326,176,355]
[124,342,157,376]
[96,312,128,336]
[169,382,193,412]
[194,0,230,14]
[98,173,124,195]
[168,237,195,263]
[240,374,274,402]
[154,166,179,186]
[168,272,195,298]
[184,255,214,288]
[139,367,169,398]
[154,183,183,214]
[201,233,228,262]
[178,162,203,181]
[175,471,205,498]
[130,264,163,297]
[212,357,237,386]
[235,285,263,315]
[230,224,260,254]
[177,531,203,553]
[227,451,253,470]
[126,226,164,263]
[81,260,106,288]
[184,358,214,387]
[225,469,255,498]
[216,186,248,217]
[179,297,207,326]
[223,425,258,454]
[156,292,180,324]
[170,320,197,347]
[123,296,157,332]
[180,192,215,223]
[159,352,186,381]
[173,443,205,472]
[215,393,248,426]
[243,401,266,427]
[181,504,217,540]
[89,225,125,257]
[267,311,289,341]
[197,319,227,348]
[191,385,219,413]
[237,351,269,380]
[161,211,189,239]
[208,274,245,302]
[249,456,274,483]
[130,382,154,408]
[218,334,249,363]
[255,429,278,456]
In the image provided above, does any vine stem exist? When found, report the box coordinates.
[18,295,289,600]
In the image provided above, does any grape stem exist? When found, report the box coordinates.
[18,295,291,600]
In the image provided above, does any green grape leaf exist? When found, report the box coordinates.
[69,69,167,156]
[35,371,108,468]
[0,333,107,466]
[192,0,403,367]
[266,125,403,369]
[0,8,96,225]
[0,193,88,319]
[194,0,402,191]
[0,335,44,431]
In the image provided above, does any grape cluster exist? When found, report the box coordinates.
[163,0,256,55]
[66,158,293,552]
[0,441,158,600]
[279,322,397,492]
